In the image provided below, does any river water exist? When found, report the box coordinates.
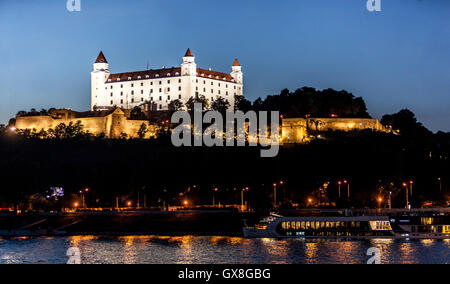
[0,236,448,264]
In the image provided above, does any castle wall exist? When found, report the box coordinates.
[15,110,154,139]
[281,118,386,144]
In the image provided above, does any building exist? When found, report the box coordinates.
[91,49,243,111]
[14,108,155,139]
[281,117,387,143]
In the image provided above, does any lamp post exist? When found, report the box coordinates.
[338,181,342,199]
[409,181,414,207]
[377,196,383,209]
[438,178,442,192]
[402,182,409,209]
[213,188,218,206]
[241,187,249,212]
[343,180,349,202]
[273,183,277,208]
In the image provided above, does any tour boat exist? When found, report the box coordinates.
[243,213,450,239]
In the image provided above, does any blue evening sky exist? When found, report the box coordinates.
[0,0,449,131]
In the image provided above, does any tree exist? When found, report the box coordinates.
[381,109,431,138]
[211,97,231,113]
[234,95,252,112]
[130,106,145,120]
[185,95,209,111]
[137,123,149,139]
[168,99,184,112]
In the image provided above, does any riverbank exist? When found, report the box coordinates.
[0,210,256,237]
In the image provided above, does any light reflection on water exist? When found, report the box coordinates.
[0,236,448,264]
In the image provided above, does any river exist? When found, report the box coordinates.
[0,236,448,264]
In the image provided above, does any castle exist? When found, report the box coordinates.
[13,48,387,140]
[91,49,243,111]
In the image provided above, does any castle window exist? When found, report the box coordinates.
[178,79,181,83]
[141,98,144,102]
[211,89,213,93]
[167,87,170,92]
[159,88,162,92]
[141,82,143,86]
[226,91,228,96]
[131,84,134,87]
[150,89,153,93]
[131,98,134,103]
[226,84,228,88]
[218,83,221,87]
[203,88,206,92]
[167,80,170,84]
[159,104,162,110]
[196,87,198,91]
[168,95,170,100]
[211,82,213,86]
[110,93,113,97]
[131,91,134,95]
[120,99,123,104]
[141,90,143,94]
[159,96,162,101]
[179,94,181,99]
[159,81,162,85]
[178,86,181,91]
[218,90,221,95]
[111,100,113,105]
[121,84,123,88]
[150,82,153,85]
[110,86,113,89]
[203,80,206,84]
[150,97,153,101]
[196,79,198,83]
[121,92,123,96]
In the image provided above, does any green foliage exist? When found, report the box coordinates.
[185,95,209,111]
[381,109,432,138]
[234,95,252,112]
[250,87,370,118]
[137,123,149,139]
[210,97,230,113]
[168,99,184,112]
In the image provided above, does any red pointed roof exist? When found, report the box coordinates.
[233,58,240,66]
[184,48,194,57]
[95,51,108,63]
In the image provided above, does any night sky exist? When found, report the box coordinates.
[1,0,449,131]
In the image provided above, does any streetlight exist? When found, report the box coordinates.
[377,196,383,209]
[402,182,409,209]
[212,188,218,206]
[241,187,249,212]
[438,178,442,192]
[127,201,132,207]
[273,183,278,208]
[338,181,342,199]
[343,180,350,202]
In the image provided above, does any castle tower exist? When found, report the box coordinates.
[181,48,197,76]
[91,51,110,110]
[231,59,243,85]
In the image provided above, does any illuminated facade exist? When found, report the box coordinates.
[14,108,155,138]
[281,117,387,143]
[91,49,243,111]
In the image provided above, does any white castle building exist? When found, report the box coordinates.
[91,49,243,111]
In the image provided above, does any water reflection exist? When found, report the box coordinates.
[0,236,448,264]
